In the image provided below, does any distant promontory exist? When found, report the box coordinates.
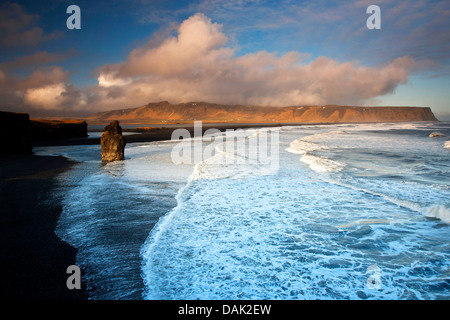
[90,101,438,124]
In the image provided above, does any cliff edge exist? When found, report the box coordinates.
[30,119,88,142]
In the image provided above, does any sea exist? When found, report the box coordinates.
[34,121,450,300]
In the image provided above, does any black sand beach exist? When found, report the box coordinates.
[0,155,88,299]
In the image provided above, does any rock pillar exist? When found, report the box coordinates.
[101,120,126,162]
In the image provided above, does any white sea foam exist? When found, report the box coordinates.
[423,205,450,223]
[301,130,346,142]
[444,141,450,149]
[286,130,346,173]
[326,178,450,224]
[300,154,345,173]
[137,122,450,300]
[187,142,258,181]
[187,129,279,181]
[285,139,327,154]
[141,128,281,298]
[141,153,449,299]
[399,123,421,130]
[336,219,396,229]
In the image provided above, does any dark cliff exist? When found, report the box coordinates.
[30,119,88,142]
[0,111,89,155]
[0,111,33,155]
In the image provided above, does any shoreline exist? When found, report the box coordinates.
[34,123,291,146]
[0,154,88,299]
[33,121,440,147]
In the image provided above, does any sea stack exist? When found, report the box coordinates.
[101,120,126,162]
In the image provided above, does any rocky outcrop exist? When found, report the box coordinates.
[30,119,88,142]
[101,120,126,162]
[90,101,439,124]
[0,111,33,155]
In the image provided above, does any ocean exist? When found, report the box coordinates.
[34,121,450,300]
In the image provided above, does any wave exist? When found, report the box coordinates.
[399,123,424,130]
[444,141,450,149]
[350,122,429,131]
[301,130,346,142]
[300,154,345,173]
[140,184,190,299]
[285,139,328,154]
[423,205,450,224]
[190,129,278,181]
[336,219,397,228]
[140,128,280,298]
[326,178,450,224]
[286,130,346,173]
[284,130,346,155]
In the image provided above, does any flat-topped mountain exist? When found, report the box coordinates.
[89,101,438,124]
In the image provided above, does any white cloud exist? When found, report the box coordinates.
[24,83,67,110]
[98,73,132,87]
[94,13,416,109]
[114,13,232,77]
[0,66,85,113]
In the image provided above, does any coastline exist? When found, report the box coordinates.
[33,121,439,147]
[1,122,277,299]
[34,123,291,146]
[1,120,444,299]
[0,154,88,299]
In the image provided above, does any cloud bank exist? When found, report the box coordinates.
[95,13,416,108]
[1,11,420,115]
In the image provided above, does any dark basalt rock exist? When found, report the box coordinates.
[30,119,88,142]
[101,120,126,162]
[0,111,33,155]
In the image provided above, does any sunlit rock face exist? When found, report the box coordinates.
[91,102,439,124]
[101,120,126,162]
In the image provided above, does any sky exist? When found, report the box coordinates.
[0,0,449,120]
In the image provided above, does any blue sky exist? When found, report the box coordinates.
[0,0,449,119]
